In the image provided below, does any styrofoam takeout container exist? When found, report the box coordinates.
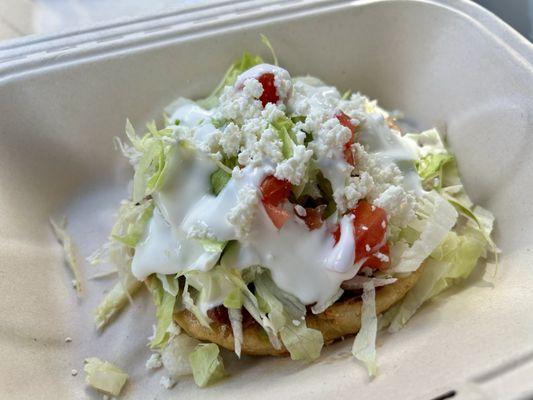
[0,0,531,399]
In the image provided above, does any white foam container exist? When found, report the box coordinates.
[0,1,532,399]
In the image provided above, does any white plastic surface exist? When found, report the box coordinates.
[0,1,532,399]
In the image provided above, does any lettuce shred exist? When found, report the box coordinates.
[84,357,128,396]
[383,130,498,331]
[92,199,154,330]
[197,52,264,109]
[254,271,323,361]
[188,343,226,387]
[94,269,142,331]
[50,217,83,297]
[352,282,377,376]
[146,275,177,349]
[124,119,175,203]
[228,308,244,358]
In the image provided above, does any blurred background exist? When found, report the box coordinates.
[0,0,532,42]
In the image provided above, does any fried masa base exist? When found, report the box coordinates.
[174,268,424,356]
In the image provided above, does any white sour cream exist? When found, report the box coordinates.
[360,113,422,193]
[221,210,359,309]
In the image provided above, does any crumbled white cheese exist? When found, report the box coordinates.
[353,143,403,190]
[338,92,368,118]
[145,353,162,370]
[274,145,313,185]
[220,122,242,157]
[294,129,307,145]
[343,172,375,210]
[217,86,263,124]
[237,126,283,167]
[309,117,352,160]
[292,319,301,326]
[261,102,286,122]
[227,185,260,239]
[242,78,264,98]
[65,337,72,343]
[287,78,341,116]
[373,185,416,228]
[160,375,177,389]
[71,369,78,376]
[185,220,215,241]
[273,67,292,101]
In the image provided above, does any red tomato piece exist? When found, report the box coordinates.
[260,176,291,206]
[303,206,325,230]
[258,73,279,106]
[263,202,290,230]
[352,200,387,261]
[331,200,389,270]
[361,243,390,271]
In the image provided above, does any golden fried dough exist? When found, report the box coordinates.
[174,267,423,356]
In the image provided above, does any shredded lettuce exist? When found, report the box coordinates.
[197,52,264,109]
[84,357,128,396]
[49,217,83,297]
[254,271,323,361]
[198,238,227,253]
[272,116,296,159]
[279,321,324,362]
[389,229,489,332]
[393,191,458,273]
[228,308,243,358]
[124,120,175,203]
[188,343,226,387]
[352,282,378,376]
[389,258,451,332]
[158,273,180,297]
[428,231,485,297]
[210,168,232,195]
[110,200,154,248]
[223,287,244,309]
[185,267,237,315]
[94,268,142,330]
[417,153,454,189]
[260,34,278,66]
[181,281,212,328]
[92,195,157,330]
[383,128,498,332]
[146,276,177,349]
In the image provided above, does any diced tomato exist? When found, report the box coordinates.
[332,200,389,269]
[361,243,390,271]
[335,111,357,135]
[303,206,325,230]
[257,73,279,106]
[352,200,387,260]
[260,176,291,206]
[260,175,292,229]
[263,202,290,230]
[335,110,357,166]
